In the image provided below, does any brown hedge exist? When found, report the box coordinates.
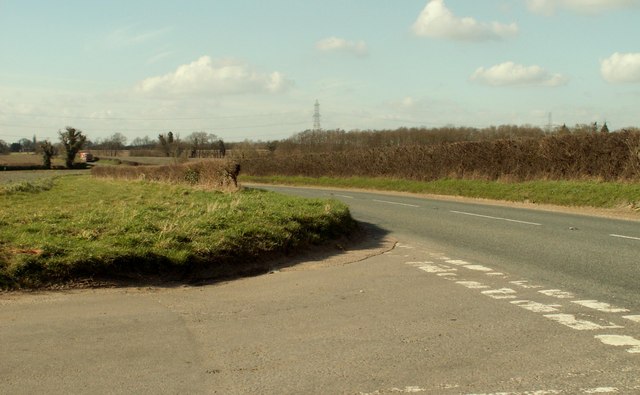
[91,160,241,190]
[242,131,640,182]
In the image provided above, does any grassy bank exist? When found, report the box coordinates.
[241,175,640,210]
[0,176,356,289]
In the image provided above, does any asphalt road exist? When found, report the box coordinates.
[259,185,640,312]
[2,186,640,394]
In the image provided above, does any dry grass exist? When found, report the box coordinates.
[91,159,242,191]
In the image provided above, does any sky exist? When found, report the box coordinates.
[1,0,640,144]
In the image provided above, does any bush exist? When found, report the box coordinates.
[241,131,640,182]
[91,159,242,190]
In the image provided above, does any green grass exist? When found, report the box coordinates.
[240,175,640,210]
[0,176,356,289]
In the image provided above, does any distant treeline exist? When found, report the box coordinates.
[242,128,640,182]
[265,123,615,155]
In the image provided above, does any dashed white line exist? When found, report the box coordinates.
[511,300,561,313]
[418,264,457,274]
[539,289,575,299]
[510,280,543,289]
[463,265,494,272]
[446,259,471,266]
[482,288,518,299]
[457,281,491,289]
[572,300,629,313]
[404,250,640,357]
[609,234,640,241]
[450,210,542,226]
[544,314,623,331]
[623,315,640,323]
[464,388,637,394]
[595,335,640,353]
[333,194,354,199]
[465,390,562,395]
[373,199,420,208]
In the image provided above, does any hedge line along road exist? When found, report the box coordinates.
[1,185,640,394]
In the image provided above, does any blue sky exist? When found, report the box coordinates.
[1,0,640,143]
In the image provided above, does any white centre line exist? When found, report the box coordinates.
[610,234,640,241]
[450,210,542,226]
[373,199,420,208]
[333,194,354,199]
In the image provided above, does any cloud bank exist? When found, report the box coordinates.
[601,52,640,83]
[470,61,568,87]
[135,56,292,96]
[316,37,368,57]
[412,0,518,41]
[527,0,640,15]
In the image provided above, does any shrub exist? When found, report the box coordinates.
[241,131,640,182]
[91,159,242,190]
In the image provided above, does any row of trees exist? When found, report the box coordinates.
[270,123,615,154]
[0,121,622,165]
[2,129,228,164]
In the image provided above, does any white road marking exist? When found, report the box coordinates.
[572,300,630,313]
[610,234,640,241]
[510,280,542,289]
[457,281,491,289]
[418,264,457,274]
[595,335,640,353]
[511,300,562,313]
[544,314,623,331]
[359,386,427,394]
[623,315,640,323]
[465,388,629,394]
[445,259,470,266]
[539,289,575,299]
[450,210,542,226]
[463,265,494,272]
[333,194,354,199]
[373,199,420,208]
[482,288,518,299]
[465,390,562,395]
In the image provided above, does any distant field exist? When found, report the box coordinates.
[98,156,179,166]
[0,153,43,166]
[0,169,89,184]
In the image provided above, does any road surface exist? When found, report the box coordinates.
[1,185,639,394]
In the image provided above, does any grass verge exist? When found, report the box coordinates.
[240,175,640,210]
[0,176,357,289]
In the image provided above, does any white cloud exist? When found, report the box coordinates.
[470,61,569,86]
[412,0,518,41]
[134,56,293,96]
[527,0,640,15]
[601,52,640,83]
[315,37,368,57]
